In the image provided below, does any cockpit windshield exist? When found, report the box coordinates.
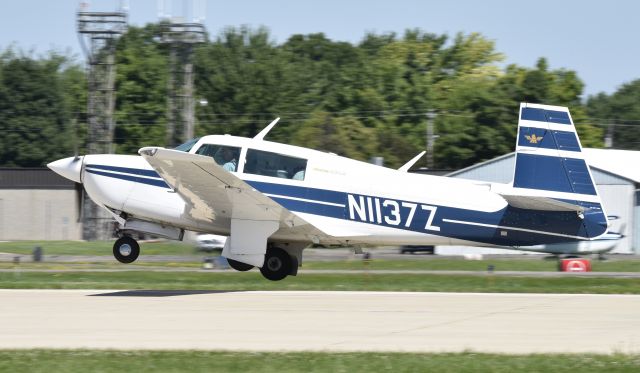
[174,137,201,152]
[195,144,241,172]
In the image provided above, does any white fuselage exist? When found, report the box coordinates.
[78,135,505,247]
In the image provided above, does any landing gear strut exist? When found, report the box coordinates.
[113,236,140,264]
[260,247,293,281]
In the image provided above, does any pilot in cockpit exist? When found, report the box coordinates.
[220,147,238,172]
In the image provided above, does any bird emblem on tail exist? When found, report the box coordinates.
[525,134,543,144]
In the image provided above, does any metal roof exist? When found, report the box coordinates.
[582,148,640,183]
[447,148,640,185]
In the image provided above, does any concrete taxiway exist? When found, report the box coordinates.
[1,290,639,354]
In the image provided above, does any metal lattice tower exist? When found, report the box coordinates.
[77,6,127,240]
[161,21,206,147]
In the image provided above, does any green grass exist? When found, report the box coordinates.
[304,257,640,272]
[2,258,638,273]
[2,240,639,273]
[0,240,198,256]
[2,270,640,293]
[0,350,639,372]
[0,261,203,270]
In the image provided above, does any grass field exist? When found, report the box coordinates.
[2,241,640,272]
[2,270,640,293]
[303,257,640,272]
[0,350,639,372]
[2,241,639,294]
[2,258,639,273]
[0,240,198,256]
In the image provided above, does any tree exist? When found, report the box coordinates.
[0,26,621,170]
[194,27,294,139]
[587,79,640,149]
[113,24,169,154]
[291,111,378,161]
[0,51,77,166]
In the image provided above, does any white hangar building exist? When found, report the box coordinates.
[446,148,640,254]
[0,168,82,240]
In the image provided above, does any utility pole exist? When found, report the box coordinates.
[426,111,437,169]
[77,2,127,240]
[160,1,206,147]
[604,123,614,148]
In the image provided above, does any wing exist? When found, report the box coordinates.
[138,147,319,229]
[139,147,362,247]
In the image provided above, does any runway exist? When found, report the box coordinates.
[1,289,639,354]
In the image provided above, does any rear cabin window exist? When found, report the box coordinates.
[244,149,307,180]
[195,144,241,172]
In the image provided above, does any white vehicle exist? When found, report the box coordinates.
[196,234,227,252]
[49,103,608,281]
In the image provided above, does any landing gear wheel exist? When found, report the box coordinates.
[113,236,140,264]
[227,258,254,272]
[260,247,292,281]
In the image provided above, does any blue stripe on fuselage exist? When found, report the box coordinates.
[247,180,345,205]
[246,180,606,245]
[85,168,169,188]
[86,164,161,178]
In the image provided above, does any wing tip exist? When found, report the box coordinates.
[138,147,162,157]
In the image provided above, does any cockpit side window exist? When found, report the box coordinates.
[195,144,241,172]
[174,137,201,152]
[244,149,307,180]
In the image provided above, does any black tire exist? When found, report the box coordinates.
[113,236,140,264]
[260,247,291,281]
[227,258,254,272]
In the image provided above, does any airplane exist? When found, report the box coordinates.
[48,103,609,281]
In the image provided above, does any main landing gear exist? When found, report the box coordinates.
[227,259,254,272]
[227,247,298,281]
[111,234,298,281]
[113,236,140,264]
[260,247,297,281]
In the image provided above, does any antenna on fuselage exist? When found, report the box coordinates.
[253,117,280,141]
[398,151,426,172]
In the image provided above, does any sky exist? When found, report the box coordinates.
[0,0,638,98]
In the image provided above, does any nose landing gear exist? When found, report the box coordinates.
[113,236,140,263]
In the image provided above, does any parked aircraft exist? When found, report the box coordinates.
[49,103,609,280]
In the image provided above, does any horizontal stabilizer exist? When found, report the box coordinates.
[498,193,585,212]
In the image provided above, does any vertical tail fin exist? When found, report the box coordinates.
[513,103,597,198]
[509,103,608,238]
